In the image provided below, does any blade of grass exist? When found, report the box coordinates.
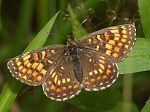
[142,98,150,112]
[68,4,87,40]
[0,11,60,112]
[0,0,2,30]
[36,0,49,29]
[16,0,34,39]
[138,0,150,38]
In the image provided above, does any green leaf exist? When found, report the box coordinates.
[70,89,121,112]
[142,98,150,112]
[138,0,150,38]
[0,11,59,112]
[118,38,150,74]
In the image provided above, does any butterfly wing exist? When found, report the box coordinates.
[42,56,81,101]
[79,49,118,91]
[78,24,136,61]
[7,45,66,86]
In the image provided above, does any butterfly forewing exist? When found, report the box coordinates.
[42,56,81,101]
[78,24,136,61]
[79,49,118,91]
[7,45,66,86]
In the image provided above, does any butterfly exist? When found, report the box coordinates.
[7,24,136,101]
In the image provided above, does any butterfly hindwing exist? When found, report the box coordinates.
[42,56,81,101]
[79,49,118,91]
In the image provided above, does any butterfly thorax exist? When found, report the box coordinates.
[66,38,83,83]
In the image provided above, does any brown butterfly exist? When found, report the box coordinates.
[7,24,136,101]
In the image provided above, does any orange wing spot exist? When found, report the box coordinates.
[41,51,46,59]
[114,47,120,52]
[48,60,53,64]
[18,65,23,70]
[61,66,64,70]
[32,71,38,77]
[33,53,39,61]
[24,60,29,65]
[121,38,126,43]
[114,33,120,37]
[110,30,119,34]
[16,61,21,66]
[106,69,111,75]
[89,58,92,62]
[62,86,66,90]
[113,53,119,58]
[87,38,92,44]
[27,69,32,74]
[91,78,95,82]
[122,30,127,34]
[98,68,103,74]
[108,40,115,45]
[51,72,56,78]
[110,76,114,79]
[37,75,42,81]
[106,50,111,55]
[26,63,32,68]
[63,93,67,96]
[48,81,51,84]
[97,35,102,41]
[106,44,113,50]
[97,76,101,80]
[22,68,27,73]
[96,45,100,51]
[74,84,79,89]
[114,37,119,40]
[68,85,73,89]
[123,35,127,38]
[31,62,38,69]
[108,64,111,68]
[23,54,30,61]
[57,80,61,85]
[51,85,56,90]
[62,79,66,84]
[51,50,55,54]
[54,75,58,84]
[99,59,105,64]
[36,63,43,71]
[125,45,129,49]
[94,70,98,74]
[104,33,110,40]
[15,58,19,62]
[41,69,47,75]
[67,78,71,82]
[100,56,105,59]
[46,88,50,92]
[22,75,27,80]
[56,88,61,93]
[89,71,93,76]
[18,73,22,77]
[103,75,107,79]
[118,42,123,47]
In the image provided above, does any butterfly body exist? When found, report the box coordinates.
[7,24,136,101]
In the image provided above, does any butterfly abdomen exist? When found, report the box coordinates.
[68,46,83,83]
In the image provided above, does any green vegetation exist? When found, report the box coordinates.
[0,0,150,112]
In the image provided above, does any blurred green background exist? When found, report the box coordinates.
[0,0,150,112]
